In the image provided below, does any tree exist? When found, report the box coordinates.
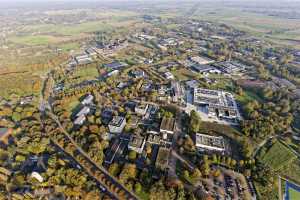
[191,168,202,180]
[190,110,201,133]
[134,182,142,193]
[128,150,137,161]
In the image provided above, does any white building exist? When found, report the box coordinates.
[128,135,146,154]
[196,133,225,152]
[74,115,86,125]
[76,106,90,117]
[193,88,240,120]
[135,103,149,116]
[164,71,174,80]
[190,56,215,65]
[81,94,94,105]
[31,172,44,183]
[108,116,126,134]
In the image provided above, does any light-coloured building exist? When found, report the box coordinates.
[76,106,90,117]
[196,133,225,152]
[190,56,215,65]
[74,115,86,125]
[81,94,94,105]
[160,117,175,140]
[128,135,146,154]
[164,71,174,80]
[135,103,149,116]
[193,88,240,120]
[108,116,126,134]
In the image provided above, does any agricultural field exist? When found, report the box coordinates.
[258,140,298,171]
[191,7,300,49]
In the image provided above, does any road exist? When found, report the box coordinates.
[47,111,140,200]
[39,73,139,200]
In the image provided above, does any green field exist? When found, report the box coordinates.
[191,7,300,49]
[289,187,300,200]
[9,19,139,46]
[260,140,297,171]
[8,35,58,46]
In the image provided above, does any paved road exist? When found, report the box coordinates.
[39,73,139,200]
[48,112,139,200]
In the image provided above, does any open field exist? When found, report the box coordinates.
[289,187,300,200]
[258,140,297,171]
[191,7,300,49]
[9,19,140,46]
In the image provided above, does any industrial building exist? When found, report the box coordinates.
[193,88,240,120]
[195,133,226,153]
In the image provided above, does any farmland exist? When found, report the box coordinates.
[258,140,297,171]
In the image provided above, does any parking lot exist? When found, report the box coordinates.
[200,166,253,200]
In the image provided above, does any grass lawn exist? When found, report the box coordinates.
[281,159,300,185]
[260,140,297,171]
[59,42,81,52]
[8,35,58,46]
[171,68,198,81]
[289,187,300,200]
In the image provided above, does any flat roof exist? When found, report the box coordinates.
[160,117,175,132]
[109,116,125,127]
[129,135,145,148]
[155,147,170,169]
[196,133,225,150]
[194,88,235,108]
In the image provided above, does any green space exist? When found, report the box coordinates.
[9,19,139,46]
[281,160,300,185]
[259,140,297,171]
[192,8,300,48]
[59,42,81,52]
[171,68,198,81]
[236,89,264,105]
[289,187,300,200]
[8,35,57,46]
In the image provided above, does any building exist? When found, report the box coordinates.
[104,61,128,70]
[128,135,146,154]
[108,116,126,134]
[155,147,170,171]
[191,64,218,74]
[106,70,119,77]
[85,48,97,56]
[193,88,240,120]
[214,61,245,74]
[195,133,225,153]
[74,115,86,125]
[190,56,215,65]
[185,80,199,89]
[160,117,175,140]
[76,106,90,117]
[135,103,149,116]
[171,81,184,103]
[104,137,128,164]
[75,54,93,65]
[164,71,174,80]
[131,70,146,78]
[31,172,44,183]
[0,128,12,144]
[81,94,94,105]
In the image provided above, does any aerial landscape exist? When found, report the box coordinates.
[1,0,300,199]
